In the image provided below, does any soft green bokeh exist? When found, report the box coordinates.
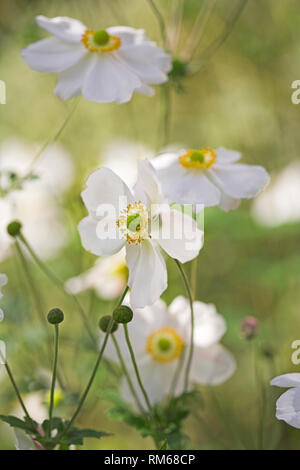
[0,0,300,450]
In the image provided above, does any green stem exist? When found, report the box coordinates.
[123,324,153,415]
[18,232,96,347]
[191,256,199,300]
[48,325,59,438]
[0,349,37,432]
[111,334,145,414]
[58,286,129,440]
[145,0,167,47]
[174,259,194,392]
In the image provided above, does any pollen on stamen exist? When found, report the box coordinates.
[81,29,121,53]
[117,201,148,245]
[179,148,216,170]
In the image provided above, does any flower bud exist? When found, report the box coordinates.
[240,316,259,340]
[7,220,22,237]
[47,308,64,325]
[113,305,133,324]
[99,315,118,333]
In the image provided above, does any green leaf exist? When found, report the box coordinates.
[0,415,37,434]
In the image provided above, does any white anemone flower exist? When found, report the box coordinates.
[270,373,300,428]
[151,147,270,211]
[78,160,203,308]
[101,139,153,189]
[0,138,74,261]
[252,161,300,227]
[21,16,172,104]
[65,249,128,300]
[105,296,236,407]
[0,273,7,322]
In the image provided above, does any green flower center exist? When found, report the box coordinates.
[157,337,172,352]
[127,213,141,232]
[189,151,205,163]
[93,30,110,46]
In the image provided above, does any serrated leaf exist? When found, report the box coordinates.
[0,415,37,434]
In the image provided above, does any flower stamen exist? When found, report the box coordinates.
[81,29,121,53]
[146,327,184,363]
[117,201,149,245]
[179,148,216,169]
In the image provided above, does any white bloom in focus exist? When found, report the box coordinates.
[152,147,270,211]
[101,139,153,188]
[78,160,203,308]
[105,296,236,407]
[65,249,128,300]
[0,138,74,261]
[271,373,300,428]
[21,16,172,104]
[252,161,300,226]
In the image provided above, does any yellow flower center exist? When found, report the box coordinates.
[117,201,149,245]
[146,327,184,363]
[179,148,216,169]
[81,29,121,53]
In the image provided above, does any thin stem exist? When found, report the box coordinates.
[123,324,153,415]
[191,256,199,299]
[27,97,80,171]
[167,346,186,400]
[111,334,145,414]
[58,286,129,440]
[0,349,37,431]
[174,259,194,392]
[145,0,167,47]
[48,325,59,438]
[184,0,217,61]
[18,232,96,347]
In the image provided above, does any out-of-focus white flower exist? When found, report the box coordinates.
[252,161,300,226]
[271,373,300,428]
[22,16,172,104]
[65,249,128,300]
[152,147,270,211]
[0,273,7,321]
[14,391,48,423]
[0,138,74,261]
[105,296,236,407]
[100,139,153,189]
[14,429,38,450]
[78,160,203,308]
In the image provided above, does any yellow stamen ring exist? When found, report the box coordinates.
[179,148,216,169]
[117,201,149,245]
[146,327,184,363]
[81,29,121,53]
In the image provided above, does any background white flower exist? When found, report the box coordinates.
[0,138,74,261]
[152,147,270,211]
[0,273,7,322]
[271,373,300,428]
[22,16,172,104]
[252,161,300,227]
[105,296,236,407]
[65,249,128,300]
[78,159,203,308]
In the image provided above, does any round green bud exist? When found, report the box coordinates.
[169,58,188,80]
[7,220,22,237]
[99,315,118,333]
[93,30,110,46]
[47,308,64,325]
[113,305,133,324]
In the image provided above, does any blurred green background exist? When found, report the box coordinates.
[0,0,300,450]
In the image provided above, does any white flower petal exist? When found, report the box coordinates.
[78,216,125,256]
[121,357,178,408]
[190,344,236,386]
[0,273,8,298]
[134,159,164,206]
[152,154,221,208]
[54,55,93,100]
[36,15,86,42]
[275,388,300,429]
[126,239,167,308]
[208,163,270,200]
[22,37,86,73]
[81,167,133,215]
[271,373,300,388]
[156,209,203,263]
[215,147,242,164]
[107,26,147,45]
[218,193,240,212]
[118,44,171,84]
[82,55,142,104]
[14,429,37,451]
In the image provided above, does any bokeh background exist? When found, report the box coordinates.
[0,0,300,450]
